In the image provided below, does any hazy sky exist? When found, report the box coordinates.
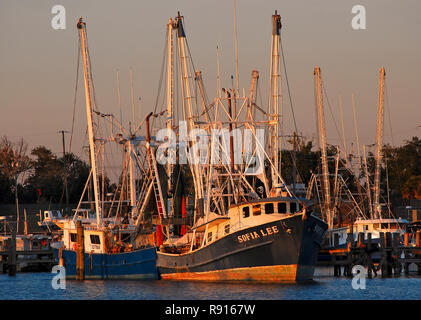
[1,0,420,166]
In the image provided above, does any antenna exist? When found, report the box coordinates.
[116,70,123,131]
[130,68,135,132]
[216,45,221,99]
[233,0,239,97]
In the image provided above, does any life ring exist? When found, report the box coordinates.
[41,239,47,247]
[73,243,77,251]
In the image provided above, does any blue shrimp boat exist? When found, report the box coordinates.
[49,18,158,280]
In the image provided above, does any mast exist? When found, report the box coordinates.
[77,18,101,226]
[313,66,333,229]
[247,70,259,121]
[176,12,204,205]
[351,92,364,213]
[352,92,362,171]
[166,18,175,217]
[268,11,282,195]
[373,67,386,219]
[363,145,374,218]
[128,140,137,214]
[338,93,348,167]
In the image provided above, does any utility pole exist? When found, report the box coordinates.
[59,130,70,212]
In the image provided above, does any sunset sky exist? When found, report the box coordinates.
[1,0,420,171]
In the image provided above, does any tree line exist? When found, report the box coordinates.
[0,135,419,208]
[0,136,93,205]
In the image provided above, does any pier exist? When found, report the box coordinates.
[318,230,421,277]
[0,230,55,275]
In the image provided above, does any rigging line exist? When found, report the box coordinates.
[84,23,100,114]
[384,82,395,146]
[321,80,344,151]
[279,32,298,137]
[182,18,197,74]
[152,27,168,129]
[69,32,81,154]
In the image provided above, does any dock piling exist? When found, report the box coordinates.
[76,221,85,280]
[8,229,16,276]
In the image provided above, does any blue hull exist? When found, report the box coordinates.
[53,247,158,280]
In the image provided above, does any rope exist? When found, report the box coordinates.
[279,33,299,137]
[321,80,344,150]
[69,33,81,154]
[151,27,168,130]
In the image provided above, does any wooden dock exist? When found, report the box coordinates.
[0,231,55,275]
[318,231,421,277]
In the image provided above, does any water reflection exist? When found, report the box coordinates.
[0,273,421,300]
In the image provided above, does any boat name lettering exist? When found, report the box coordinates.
[237,226,279,243]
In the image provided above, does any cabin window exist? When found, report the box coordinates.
[381,223,389,229]
[224,224,230,235]
[90,235,101,245]
[373,223,380,229]
[290,203,298,213]
[390,223,398,230]
[252,204,261,216]
[242,207,250,218]
[278,202,287,214]
[265,203,274,214]
[70,233,77,243]
[207,232,213,243]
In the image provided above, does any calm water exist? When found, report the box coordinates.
[1,272,421,300]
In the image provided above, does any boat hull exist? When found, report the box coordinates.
[52,247,158,280]
[157,213,327,282]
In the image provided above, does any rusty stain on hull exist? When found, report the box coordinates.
[160,264,315,282]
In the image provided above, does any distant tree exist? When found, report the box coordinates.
[402,176,421,200]
[0,136,32,204]
[384,137,421,204]
[24,146,99,205]
[57,152,90,204]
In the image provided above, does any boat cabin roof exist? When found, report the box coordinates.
[230,196,311,209]
[354,218,409,224]
[190,213,230,232]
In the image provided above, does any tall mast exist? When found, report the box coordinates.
[77,18,101,226]
[166,18,175,217]
[351,92,364,213]
[176,12,204,203]
[268,11,282,195]
[313,66,333,229]
[373,67,386,219]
